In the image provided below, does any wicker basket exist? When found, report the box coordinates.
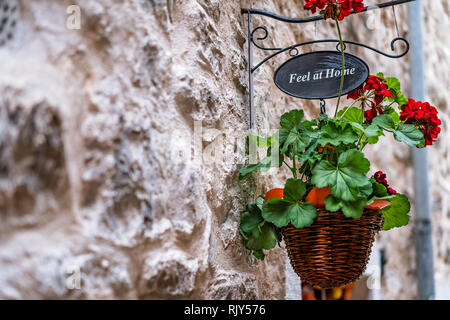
[282,208,384,289]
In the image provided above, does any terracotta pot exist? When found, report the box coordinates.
[264,188,284,202]
[305,186,332,207]
[365,199,390,210]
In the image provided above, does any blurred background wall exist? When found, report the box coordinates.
[0,0,448,299]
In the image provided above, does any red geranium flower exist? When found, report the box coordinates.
[347,86,363,100]
[400,99,441,146]
[364,75,395,105]
[364,105,384,123]
[374,171,388,186]
[347,75,394,123]
[347,75,394,106]
[304,0,328,14]
[304,0,364,21]
[350,0,365,12]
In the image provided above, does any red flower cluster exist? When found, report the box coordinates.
[347,75,394,123]
[400,99,441,146]
[364,75,394,105]
[304,0,364,21]
[374,171,397,195]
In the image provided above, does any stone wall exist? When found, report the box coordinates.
[0,0,448,299]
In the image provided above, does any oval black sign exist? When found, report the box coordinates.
[273,51,369,100]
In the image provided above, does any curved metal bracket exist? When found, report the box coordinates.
[251,37,410,72]
[242,0,416,23]
[250,26,281,51]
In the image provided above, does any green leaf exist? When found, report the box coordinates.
[256,196,265,210]
[385,76,408,106]
[297,150,322,166]
[280,109,304,130]
[338,107,364,123]
[288,202,317,228]
[372,181,388,197]
[366,125,384,144]
[351,123,383,145]
[381,194,411,231]
[240,203,264,238]
[311,150,370,202]
[297,141,322,165]
[279,110,311,154]
[324,195,367,219]
[367,136,380,144]
[253,250,265,260]
[262,198,317,228]
[384,107,401,123]
[359,181,374,198]
[280,128,311,154]
[302,120,318,133]
[394,124,425,147]
[350,122,364,135]
[239,164,261,180]
[239,146,283,180]
[262,198,294,227]
[339,149,371,175]
[240,199,282,260]
[323,194,341,212]
[371,115,424,148]
[372,114,395,130]
[245,222,279,251]
[365,124,384,138]
[375,74,407,106]
[318,113,329,122]
[262,179,317,228]
[239,156,272,180]
[283,178,307,203]
[318,121,359,147]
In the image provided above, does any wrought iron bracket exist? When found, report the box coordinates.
[242,0,415,129]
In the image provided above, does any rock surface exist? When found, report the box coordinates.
[0,0,448,299]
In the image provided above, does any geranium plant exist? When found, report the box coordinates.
[239,0,442,260]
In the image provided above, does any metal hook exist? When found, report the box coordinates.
[320,99,326,114]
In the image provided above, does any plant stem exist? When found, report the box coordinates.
[334,20,345,118]
[337,97,364,120]
[357,134,364,149]
[357,102,366,148]
[283,160,292,170]
[292,154,298,179]
[361,140,368,151]
[386,101,396,108]
[284,160,297,178]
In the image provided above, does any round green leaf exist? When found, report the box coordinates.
[283,178,307,203]
[288,202,317,228]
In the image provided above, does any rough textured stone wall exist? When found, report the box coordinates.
[0,0,448,300]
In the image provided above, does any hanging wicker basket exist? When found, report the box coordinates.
[282,208,384,289]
